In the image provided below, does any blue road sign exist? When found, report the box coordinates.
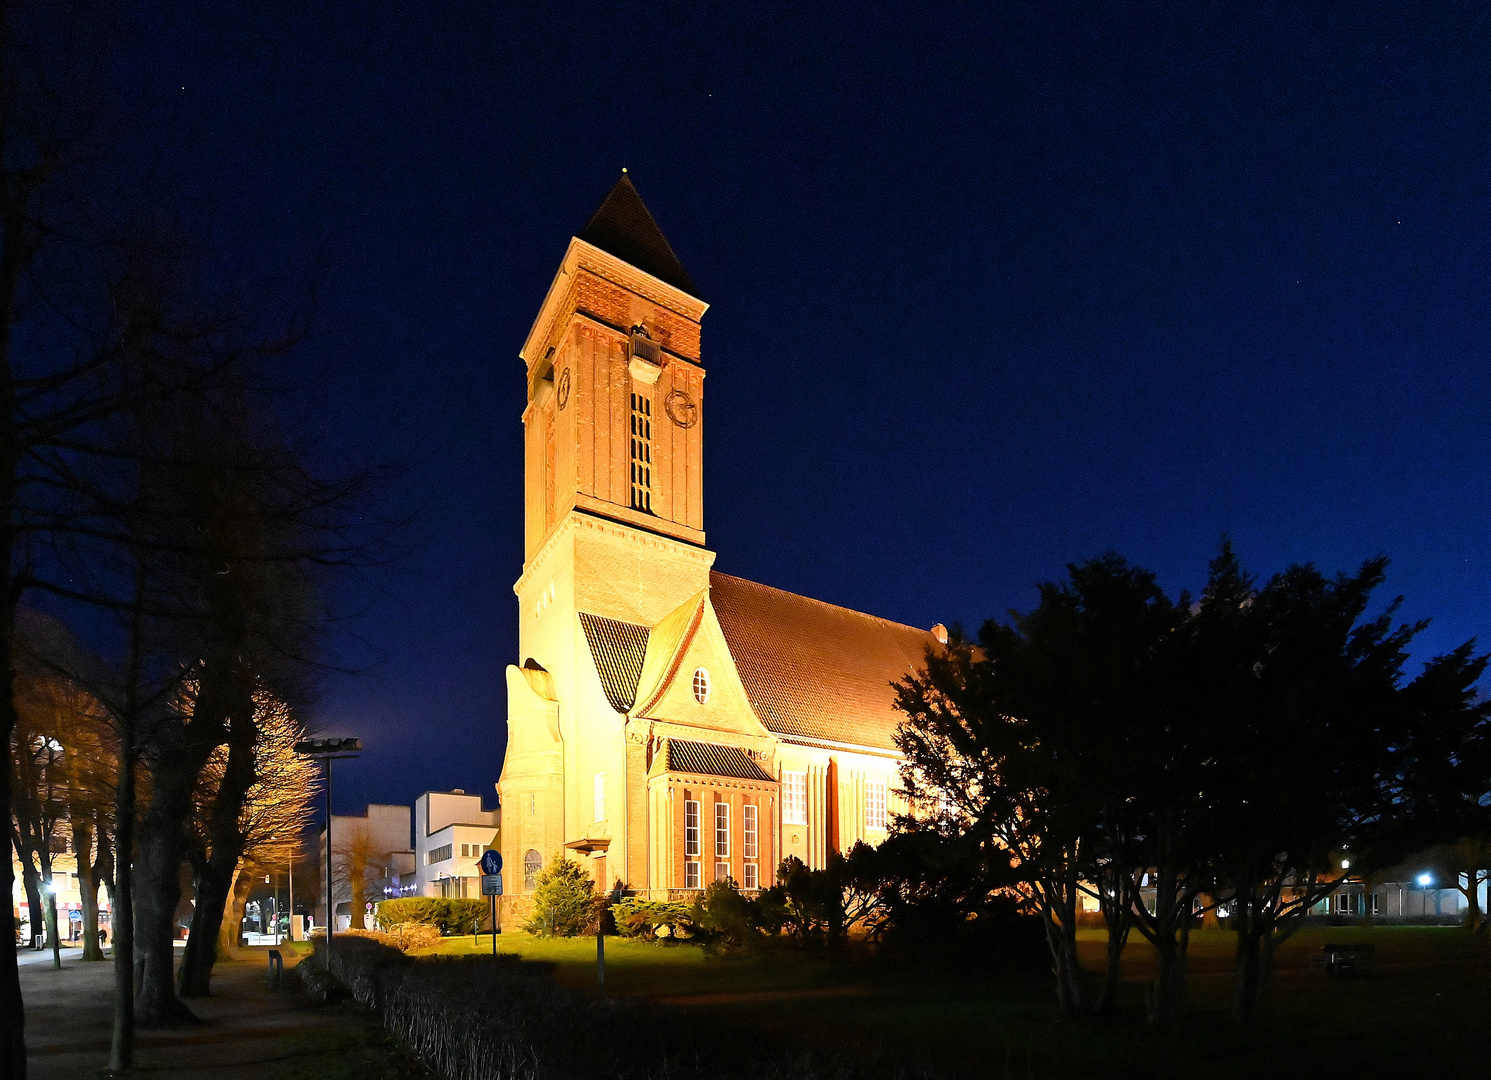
[479,849,503,875]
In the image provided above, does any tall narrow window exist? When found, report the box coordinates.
[743,804,758,859]
[593,772,605,823]
[523,849,542,891]
[684,800,700,857]
[783,771,807,825]
[529,793,536,816]
[629,392,653,513]
[685,799,702,889]
[865,782,888,830]
[743,862,759,890]
[715,801,730,858]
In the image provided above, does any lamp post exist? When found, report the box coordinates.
[293,737,362,955]
[288,848,295,942]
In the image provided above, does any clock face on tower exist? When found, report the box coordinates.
[664,387,697,428]
[557,368,571,410]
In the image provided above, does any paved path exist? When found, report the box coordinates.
[20,947,418,1079]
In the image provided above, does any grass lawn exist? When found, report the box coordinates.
[411,925,1490,1077]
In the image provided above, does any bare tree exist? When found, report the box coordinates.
[179,688,319,994]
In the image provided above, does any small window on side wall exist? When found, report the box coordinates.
[523,849,542,891]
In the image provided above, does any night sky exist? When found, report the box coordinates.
[130,2,1491,817]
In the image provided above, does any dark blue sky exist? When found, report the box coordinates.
[136,2,1491,814]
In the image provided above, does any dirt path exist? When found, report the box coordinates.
[21,948,421,1079]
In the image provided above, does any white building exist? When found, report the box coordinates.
[415,790,501,899]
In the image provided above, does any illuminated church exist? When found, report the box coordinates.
[497,175,944,909]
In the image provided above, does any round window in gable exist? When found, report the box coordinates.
[692,667,711,704]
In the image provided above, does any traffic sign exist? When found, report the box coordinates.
[479,850,503,875]
[481,873,503,896]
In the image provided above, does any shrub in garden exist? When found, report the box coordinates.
[439,898,489,935]
[693,878,758,948]
[611,896,694,940]
[375,896,490,936]
[522,856,603,937]
[375,897,443,927]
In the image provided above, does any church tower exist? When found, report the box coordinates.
[500,174,716,902]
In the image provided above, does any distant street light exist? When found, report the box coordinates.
[293,737,362,953]
[1417,872,1433,887]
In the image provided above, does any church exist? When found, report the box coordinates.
[497,175,946,912]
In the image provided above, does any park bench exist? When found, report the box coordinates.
[1308,942,1377,976]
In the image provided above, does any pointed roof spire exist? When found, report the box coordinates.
[577,171,698,297]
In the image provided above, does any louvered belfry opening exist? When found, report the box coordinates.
[629,391,653,513]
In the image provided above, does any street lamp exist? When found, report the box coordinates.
[293,736,362,953]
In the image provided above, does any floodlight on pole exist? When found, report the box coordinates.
[293,737,362,954]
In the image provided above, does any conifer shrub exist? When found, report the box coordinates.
[522,856,604,937]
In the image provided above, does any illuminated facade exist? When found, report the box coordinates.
[498,176,942,910]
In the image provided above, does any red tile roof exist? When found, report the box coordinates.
[708,572,936,752]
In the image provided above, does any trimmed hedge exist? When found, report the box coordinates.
[374,897,489,935]
[301,938,942,1080]
[316,925,443,951]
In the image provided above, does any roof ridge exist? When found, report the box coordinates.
[708,570,932,637]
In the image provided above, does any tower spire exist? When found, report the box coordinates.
[578,173,697,296]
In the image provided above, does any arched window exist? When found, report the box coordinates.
[523,849,542,891]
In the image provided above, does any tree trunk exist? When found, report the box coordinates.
[178,859,234,996]
[134,766,211,1027]
[1139,861,1190,1026]
[44,880,61,968]
[1148,934,1186,1024]
[136,650,247,1022]
[179,673,256,997]
[1230,883,1273,1025]
[73,818,104,961]
[18,851,42,949]
[0,648,26,1078]
[350,869,367,930]
[1093,912,1129,1014]
[110,694,140,1069]
[1091,868,1132,1015]
[217,867,249,962]
[1232,927,1260,1024]
[1456,871,1483,932]
[1039,875,1085,1020]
